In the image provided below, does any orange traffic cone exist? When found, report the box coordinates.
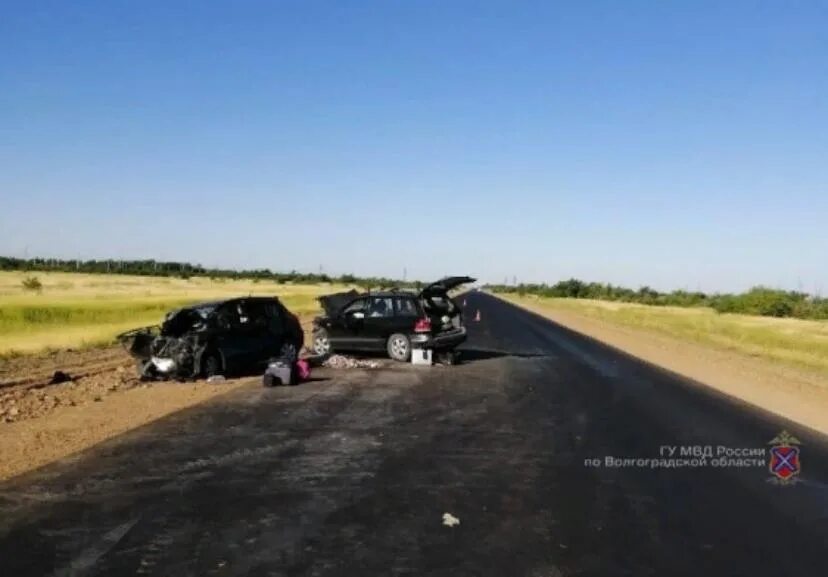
[474,310,481,322]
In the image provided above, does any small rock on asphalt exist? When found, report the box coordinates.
[442,512,460,527]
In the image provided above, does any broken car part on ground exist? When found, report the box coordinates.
[311,276,476,363]
[118,297,303,381]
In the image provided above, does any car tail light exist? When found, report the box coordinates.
[414,318,432,333]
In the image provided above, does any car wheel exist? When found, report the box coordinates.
[313,329,332,355]
[201,351,223,378]
[387,333,411,362]
[136,359,155,381]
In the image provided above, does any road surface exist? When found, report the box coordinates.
[1,292,826,576]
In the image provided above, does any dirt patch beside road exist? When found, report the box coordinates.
[0,343,260,481]
[0,345,257,481]
[0,374,254,481]
[0,316,318,481]
[499,294,828,435]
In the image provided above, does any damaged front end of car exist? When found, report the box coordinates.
[117,307,211,380]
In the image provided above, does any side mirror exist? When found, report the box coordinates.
[351,311,365,320]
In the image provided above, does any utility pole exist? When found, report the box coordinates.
[403,267,407,282]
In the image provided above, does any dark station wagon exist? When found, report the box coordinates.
[311,276,475,362]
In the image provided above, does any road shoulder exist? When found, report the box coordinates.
[495,294,828,436]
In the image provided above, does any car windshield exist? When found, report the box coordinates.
[192,305,217,319]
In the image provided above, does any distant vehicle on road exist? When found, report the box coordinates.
[119,297,304,380]
[312,276,475,362]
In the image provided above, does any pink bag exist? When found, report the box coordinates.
[295,359,311,381]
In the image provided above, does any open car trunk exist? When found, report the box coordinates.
[419,276,476,333]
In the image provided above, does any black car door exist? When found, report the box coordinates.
[212,301,246,371]
[261,299,288,358]
[328,297,368,350]
[245,299,281,365]
[362,296,398,350]
[213,299,263,371]
[393,296,421,332]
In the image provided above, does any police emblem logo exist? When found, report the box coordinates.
[768,430,801,485]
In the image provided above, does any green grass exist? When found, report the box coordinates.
[0,271,337,355]
[500,294,828,375]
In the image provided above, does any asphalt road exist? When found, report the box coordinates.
[1,292,827,576]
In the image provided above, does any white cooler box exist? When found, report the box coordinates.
[411,348,433,366]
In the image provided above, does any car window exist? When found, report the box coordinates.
[244,300,269,328]
[423,294,455,313]
[394,297,419,317]
[368,297,394,318]
[235,301,253,325]
[263,300,284,332]
[215,303,241,329]
[194,305,216,319]
[343,298,367,314]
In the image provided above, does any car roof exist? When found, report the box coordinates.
[365,290,417,298]
[179,296,278,311]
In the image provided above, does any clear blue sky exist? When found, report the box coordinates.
[2,1,826,292]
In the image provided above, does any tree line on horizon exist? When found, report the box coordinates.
[487,278,828,320]
[0,256,421,290]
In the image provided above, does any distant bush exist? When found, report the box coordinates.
[710,287,803,318]
[489,280,828,321]
[21,276,42,292]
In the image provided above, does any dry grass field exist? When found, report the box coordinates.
[0,271,340,356]
[500,294,828,376]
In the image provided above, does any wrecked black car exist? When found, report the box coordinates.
[118,297,303,380]
[311,276,475,362]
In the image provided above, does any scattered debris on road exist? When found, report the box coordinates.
[442,512,460,527]
[321,354,381,369]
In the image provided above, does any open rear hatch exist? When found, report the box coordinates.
[419,276,476,298]
[419,276,476,332]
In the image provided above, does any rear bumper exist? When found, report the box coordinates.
[410,327,467,350]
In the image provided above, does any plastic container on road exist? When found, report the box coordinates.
[411,348,433,366]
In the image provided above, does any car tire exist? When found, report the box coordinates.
[201,351,223,378]
[387,333,411,362]
[136,359,155,381]
[312,329,332,355]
